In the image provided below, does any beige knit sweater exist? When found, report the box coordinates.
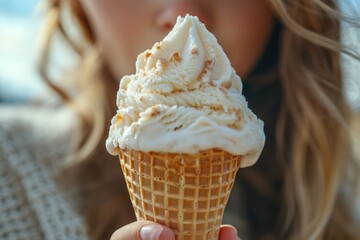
[0,105,87,240]
[0,104,251,240]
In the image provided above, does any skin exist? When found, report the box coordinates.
[79,0,275,79]
[110,221,241,240]
[79,0,275,238]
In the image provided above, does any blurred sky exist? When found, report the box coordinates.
[0,0,359,107]
[0,0,43,102]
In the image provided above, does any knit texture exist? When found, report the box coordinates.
[0,105,87,240]
[0,105,251,240]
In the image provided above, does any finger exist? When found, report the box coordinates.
[219,225,241,240]
[110,220,175,240]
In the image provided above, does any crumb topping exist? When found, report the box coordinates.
[236,110,242,121]
[155,58,168,74]
[191,48,199,55]
[171,52,182,62]
[198,59,215,81]
[155,42,162,50]
[150,106,161,117]
[221,81,232,89]
[174,125,183,131]
[115,114,123,126]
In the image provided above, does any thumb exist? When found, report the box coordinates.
[219,225,241,240]
[110,220,175,240]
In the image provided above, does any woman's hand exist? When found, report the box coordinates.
[110,221,241,240]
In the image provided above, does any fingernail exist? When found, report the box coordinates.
[232,229,241,240]
[140,224,164,240]
[229,225,238,235]
[222,225,241,240]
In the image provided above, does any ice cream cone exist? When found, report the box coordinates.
[106,14,265,240]
[118,148,242,240]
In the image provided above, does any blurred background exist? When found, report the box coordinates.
[0,0,359,108]
[0,0,44,103]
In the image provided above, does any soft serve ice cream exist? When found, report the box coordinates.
[106,15,265,167]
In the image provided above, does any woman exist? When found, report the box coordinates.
[2,0,358,239]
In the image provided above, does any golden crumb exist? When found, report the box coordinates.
[221,81,232,89]
[171,52,182,62]
[116,114,123,122]
[191,48,199,55]
[198,121,211,127]
[160,58,168,67]
[155,41,162,50]
[155,59,168,74]
[115,114,123,126]
[205,59,214,67]
[174,125,183,131]
[199,82,206,90]
[150,106,161,117]
[236,110,242,121]
[197,59,215,81]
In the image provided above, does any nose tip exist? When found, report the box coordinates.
[157,1,211,32]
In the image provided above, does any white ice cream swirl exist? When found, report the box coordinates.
[106,15,265,167]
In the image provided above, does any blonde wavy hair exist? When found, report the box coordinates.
[39,0,360,239]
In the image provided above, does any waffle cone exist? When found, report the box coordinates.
[118,148,241,240]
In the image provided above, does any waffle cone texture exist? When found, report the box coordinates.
[118,149,241,240]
